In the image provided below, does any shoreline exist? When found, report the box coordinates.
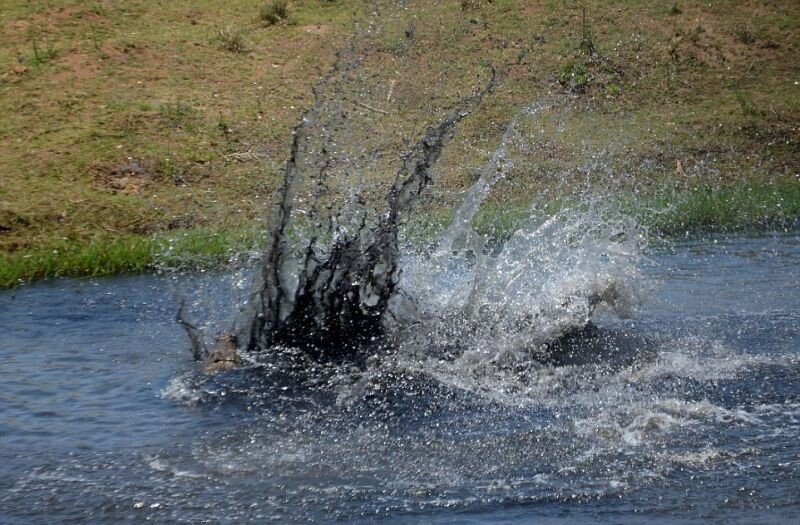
[3,180,798,289]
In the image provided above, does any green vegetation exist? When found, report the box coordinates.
[629,179,800,236]
[259,0,290,26]
[27,30,58,65]
[0,227,264,287]
[1,235,151,288]
[1,0,798,287]
[558,61,590,93]
[216,25,248,53]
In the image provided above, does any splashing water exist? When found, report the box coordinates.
[235,65,497,359]
[220,81,647,370]
[3,7,799,523]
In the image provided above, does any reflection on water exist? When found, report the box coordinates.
[1,234,799,523]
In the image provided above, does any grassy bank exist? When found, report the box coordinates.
[1,0,798,286]
[4,176,797,288]
[627,177,800,236]
[0,227,264,287]
[409,176,800,243]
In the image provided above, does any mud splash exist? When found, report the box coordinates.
[170,11,650,370]
[218,77,646,366]
[239,64,496,359]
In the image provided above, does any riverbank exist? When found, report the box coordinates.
[2,1,798,287]
[4,178,798,288]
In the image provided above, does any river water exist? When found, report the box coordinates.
[1,234,798,523]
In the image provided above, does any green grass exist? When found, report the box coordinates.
[0,236,154,288]
[3,178,798,288]
[259,0,290,27]
[0,228,265,288]
[627,179,800,235]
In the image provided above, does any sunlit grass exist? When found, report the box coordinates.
[0,228,265,288]
[0,236,154,288]
[621,178,800,235]
[2,179,797,288]
[1,0,797,286]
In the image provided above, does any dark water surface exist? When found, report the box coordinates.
[1,234,798,523]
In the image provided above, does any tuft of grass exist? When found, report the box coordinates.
[158,100,197,127]
[734,25,756,45]
[735,90,765,119]
[27,30,57,65]
[259,0,289,26]
[217,25,248,53]
[579,6,596,57]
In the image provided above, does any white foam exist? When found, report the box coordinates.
[161,374,202,406]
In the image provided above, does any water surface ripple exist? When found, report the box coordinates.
[1,234,798,524]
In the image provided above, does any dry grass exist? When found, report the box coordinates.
[217,25,248,53]
[0,0,360,255]
[0,0,798,284]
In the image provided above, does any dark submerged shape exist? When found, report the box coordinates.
[242,68,496,359]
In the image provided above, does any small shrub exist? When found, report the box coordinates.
[460,0,493,10]
[668,3,682,15]
[559,61,590,93]
[158,100,196,127]
[259,0,289,26]
[734,26,756,45]
[579,7,596,56]
[689,24,704,44]
[217,25,248,53]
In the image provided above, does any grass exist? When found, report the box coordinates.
[0,0,798,287]
[0,236,152,288]
[27,30,58,65]
[0,0,362,254]
[2,178,798,288]
[627,179,800,236]
[0,227,265,288]
[217,25,248,53]
[259,0,290,27]
[400,176,800,249]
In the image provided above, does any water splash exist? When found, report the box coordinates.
[214,67,648,372]
[237,62,497,359]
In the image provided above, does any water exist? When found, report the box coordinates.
[1,234,798,523]
[239,63,496,356]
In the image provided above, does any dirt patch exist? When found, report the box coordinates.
[3,5,108,45]
[94,158,159,195]
[28,5,107,32]
[94,156,210,195]
[301,24,332,36]
[0,208,28,234]
[49,47,100,82]
[641,3,788,69]
[100,41,153,63]
[0,65,29,84]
